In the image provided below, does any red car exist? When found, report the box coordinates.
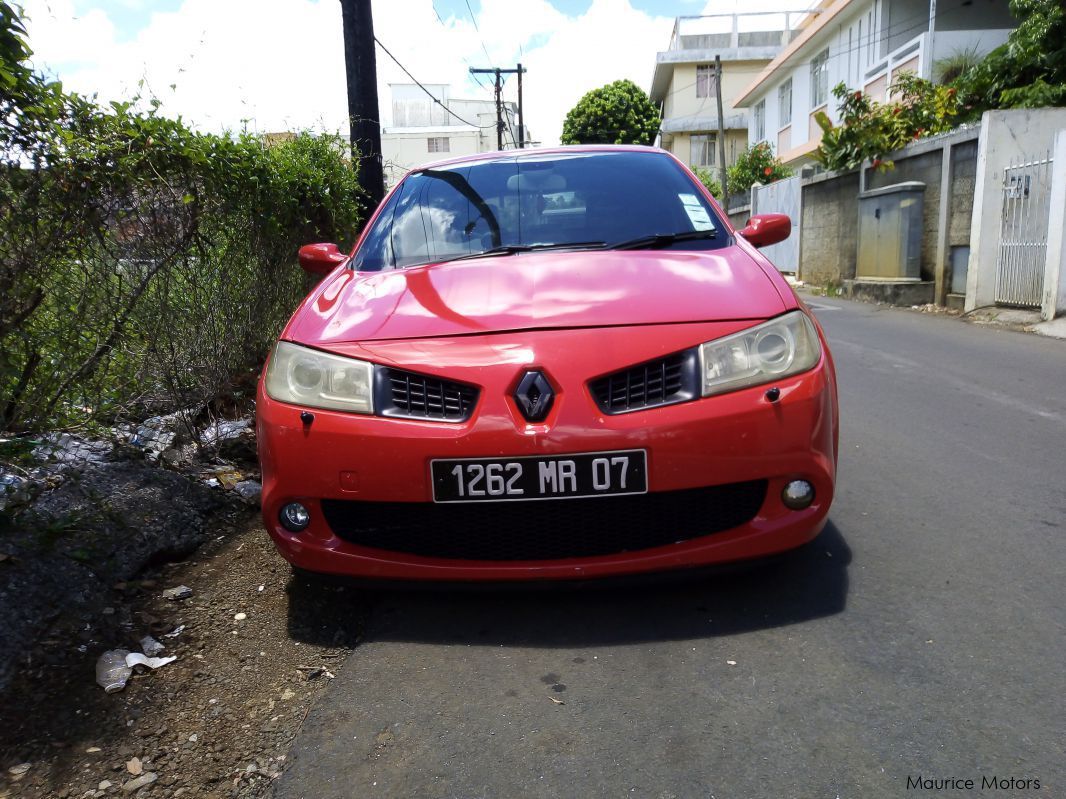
[257,145,838,583]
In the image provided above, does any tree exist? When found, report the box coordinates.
[953,0,1066,116]
[561,80,660,146]
[726,142,792,198]
[813,74,961,172]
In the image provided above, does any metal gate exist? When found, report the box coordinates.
[751,176,800,272]
[995,153,1054,307]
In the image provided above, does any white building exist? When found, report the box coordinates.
[381,84,526,187]
[733,0,1015,166]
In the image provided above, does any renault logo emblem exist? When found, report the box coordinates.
[514,371,555,422]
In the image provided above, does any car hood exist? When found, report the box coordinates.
[289,248,788,345]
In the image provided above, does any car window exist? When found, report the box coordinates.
[352,151,726,272]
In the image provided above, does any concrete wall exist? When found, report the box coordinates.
[966,108,1066,311]
[799,170,861,286]
[797,128,981,295]
[728,204,752,230]
[947,141,978,247]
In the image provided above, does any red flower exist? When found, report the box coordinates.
[763,166,773,176]
[871,159,882,168]
[854,91,862,100]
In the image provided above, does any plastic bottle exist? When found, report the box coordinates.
[95,650,131,693]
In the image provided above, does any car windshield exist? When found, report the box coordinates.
[352,150,727,272]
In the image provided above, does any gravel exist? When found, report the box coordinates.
[0,517,366,799]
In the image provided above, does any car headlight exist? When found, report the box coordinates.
[699,311,821,397]
[264,341,374,413]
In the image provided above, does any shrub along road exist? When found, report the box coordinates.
[274,297,1065,798]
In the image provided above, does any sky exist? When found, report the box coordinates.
[19,0,814,145]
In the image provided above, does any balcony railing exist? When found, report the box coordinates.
[667,11,820,53]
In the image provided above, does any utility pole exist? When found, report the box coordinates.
[517,63,524,148]
[714,55,728,206]
[493,70,503,150]
[339,0,384,209]
[469,65,527,150]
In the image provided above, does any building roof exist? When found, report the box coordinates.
[650,9,824,102]
[733,0,850,107]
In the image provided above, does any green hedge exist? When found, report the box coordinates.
[1,3,363,432]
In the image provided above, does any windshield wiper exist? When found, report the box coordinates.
[606,230,718,250]
[442,241,607,263]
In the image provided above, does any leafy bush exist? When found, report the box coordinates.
[690,166,722,200]
[725,141,792,198]
[0,2,363,432]
[813,73,961,172]
[953,0,1066,116]
[561,80,661,146]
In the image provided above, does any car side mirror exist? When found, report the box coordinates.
[738,214,791,248]
[298,243,348,275]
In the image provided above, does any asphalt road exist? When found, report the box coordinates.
[275,298,1066,799]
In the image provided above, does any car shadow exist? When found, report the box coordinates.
[286,521,851,648]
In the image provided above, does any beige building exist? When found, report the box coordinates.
[650,12,814,174]
[381,84,526,187]
[733,0,1015,166]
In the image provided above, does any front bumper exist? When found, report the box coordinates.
[257,322,838,582]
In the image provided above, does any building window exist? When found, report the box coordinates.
[810,48,829,109]
[753,101,766,142]
[696,65,718,99]
[690,133,716,167]
[778,79,792,127]
[427,137,450,153]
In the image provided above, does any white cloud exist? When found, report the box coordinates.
[20,0,676,144]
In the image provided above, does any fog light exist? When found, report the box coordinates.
[781,480,815,510]
[279,502,310,532]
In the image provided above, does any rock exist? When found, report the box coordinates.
[0,473,39,513]
[234,612,247,621]
[162,585,193,601]
[33,433,110,465]
[129,411,194,455]
[160,448,184,467]
[140,636,165,657]
[98,780,112,790]
[1,458,242,693]
[126,757,142,776]
[7,762,31,778]
[233,480,261,504]
[199,418,251,448]
[280,688,295,700]
[121,772,157,793]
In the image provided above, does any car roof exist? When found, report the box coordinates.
[409,144,672,174]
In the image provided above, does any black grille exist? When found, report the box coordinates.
[375,367,478,422]
[589,349,699,414]
[321,481,767,561]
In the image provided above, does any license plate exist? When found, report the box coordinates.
[431,450,648,503]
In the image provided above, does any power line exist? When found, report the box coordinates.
[464,0,494,64]
[374,35,496,129]
[429,0,491,93]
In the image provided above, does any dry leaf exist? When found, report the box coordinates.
[126,757,142,776]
